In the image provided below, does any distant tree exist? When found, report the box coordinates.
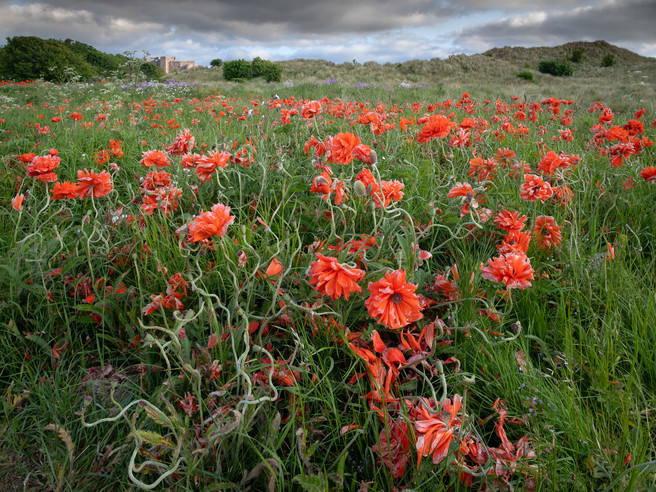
[601,54,616,67]
[538,60,573,77]
[223,59,252,81]
[251,57,267,78]
[63,39,126,73]
[0,36,96,82]
[250,57,282,82]
[140,62,164,80]
[570,49,584,63]
[210,58,222,68]
[262,62,282,82]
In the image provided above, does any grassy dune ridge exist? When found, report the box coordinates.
[171,40,656,112]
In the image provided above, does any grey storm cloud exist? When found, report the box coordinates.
[1,0,654,62]
[9,0,447,38]
[455,0,656,53]
[4,0,597,40]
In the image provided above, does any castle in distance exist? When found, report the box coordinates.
[146,56,197,74]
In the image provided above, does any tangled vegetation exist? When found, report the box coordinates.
[1,56,656,490]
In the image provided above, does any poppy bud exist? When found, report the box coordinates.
[354,180,367,197]
[369,149,377,165]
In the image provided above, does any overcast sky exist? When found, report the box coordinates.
[2,0,655,65]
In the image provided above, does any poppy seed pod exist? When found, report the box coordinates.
[354,180,367,197]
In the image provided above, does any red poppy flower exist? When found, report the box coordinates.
[195,150,231,182]
[624,119,644,136]
[15,152,36,163]
[50,181,80,200]
[352,144,373,165]
[181,152,203,169]
[481,253,534,290]
[640,166,656,183]
[301,100,322,119]
[603,125,629,143]
[109,139,124,158]
[608,143,634,168]
[94,149,109,165]
[537,151,567,176]
[308,253,365,300]
[310,171,332,197]
[497,230,531,255]
[417,115,454,143]
[375,180,405,208]
[166,128,196,155]
[11,193,24,211]
[415,394,463,467]
[468,156,497,182]
[365,269,423,330]
[76,169,113,199]
[447,182,477,216]
[553,185,574,206]
[69,112,82,121]
[495,147,517,164]
[304,135,326,157]
[27,154,61,182]
[141,170,172,191]
[188,203,235,242]
[354,168,380,196]
[141,186,182,216]
[140,149,170,168]
[520,174,553,201]
[447,182,475,200]
[532,216,562,250]
[494,210,527,232]
[326,132,361,165]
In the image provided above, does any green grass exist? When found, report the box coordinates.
[1,68,655,491]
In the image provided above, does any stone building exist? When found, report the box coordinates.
[146,56,197,74]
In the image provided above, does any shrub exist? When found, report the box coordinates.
[516,71,534,82]
[601,54,616,67]
[261,62,282,82]
[140,62,164,80]
[249,57,282,82]
[251,57,266,78]
[223,59,252,81]
[210,58,222,68]
[538,60,573,77]
[64,39,127,73]
[570,50,584,63]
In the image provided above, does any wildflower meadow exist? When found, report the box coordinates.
[1,74,655,491]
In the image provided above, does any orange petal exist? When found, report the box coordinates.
[266,257,283,277]
[372,330,386,353]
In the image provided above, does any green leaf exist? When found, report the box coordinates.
[292,473,327,491]
[336,452,347,484]
[74,304,107,316]
[25,334,51,353]
[134,430,174,449]
[144,405,171,428]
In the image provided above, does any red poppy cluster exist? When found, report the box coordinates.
[7,81,655,491]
